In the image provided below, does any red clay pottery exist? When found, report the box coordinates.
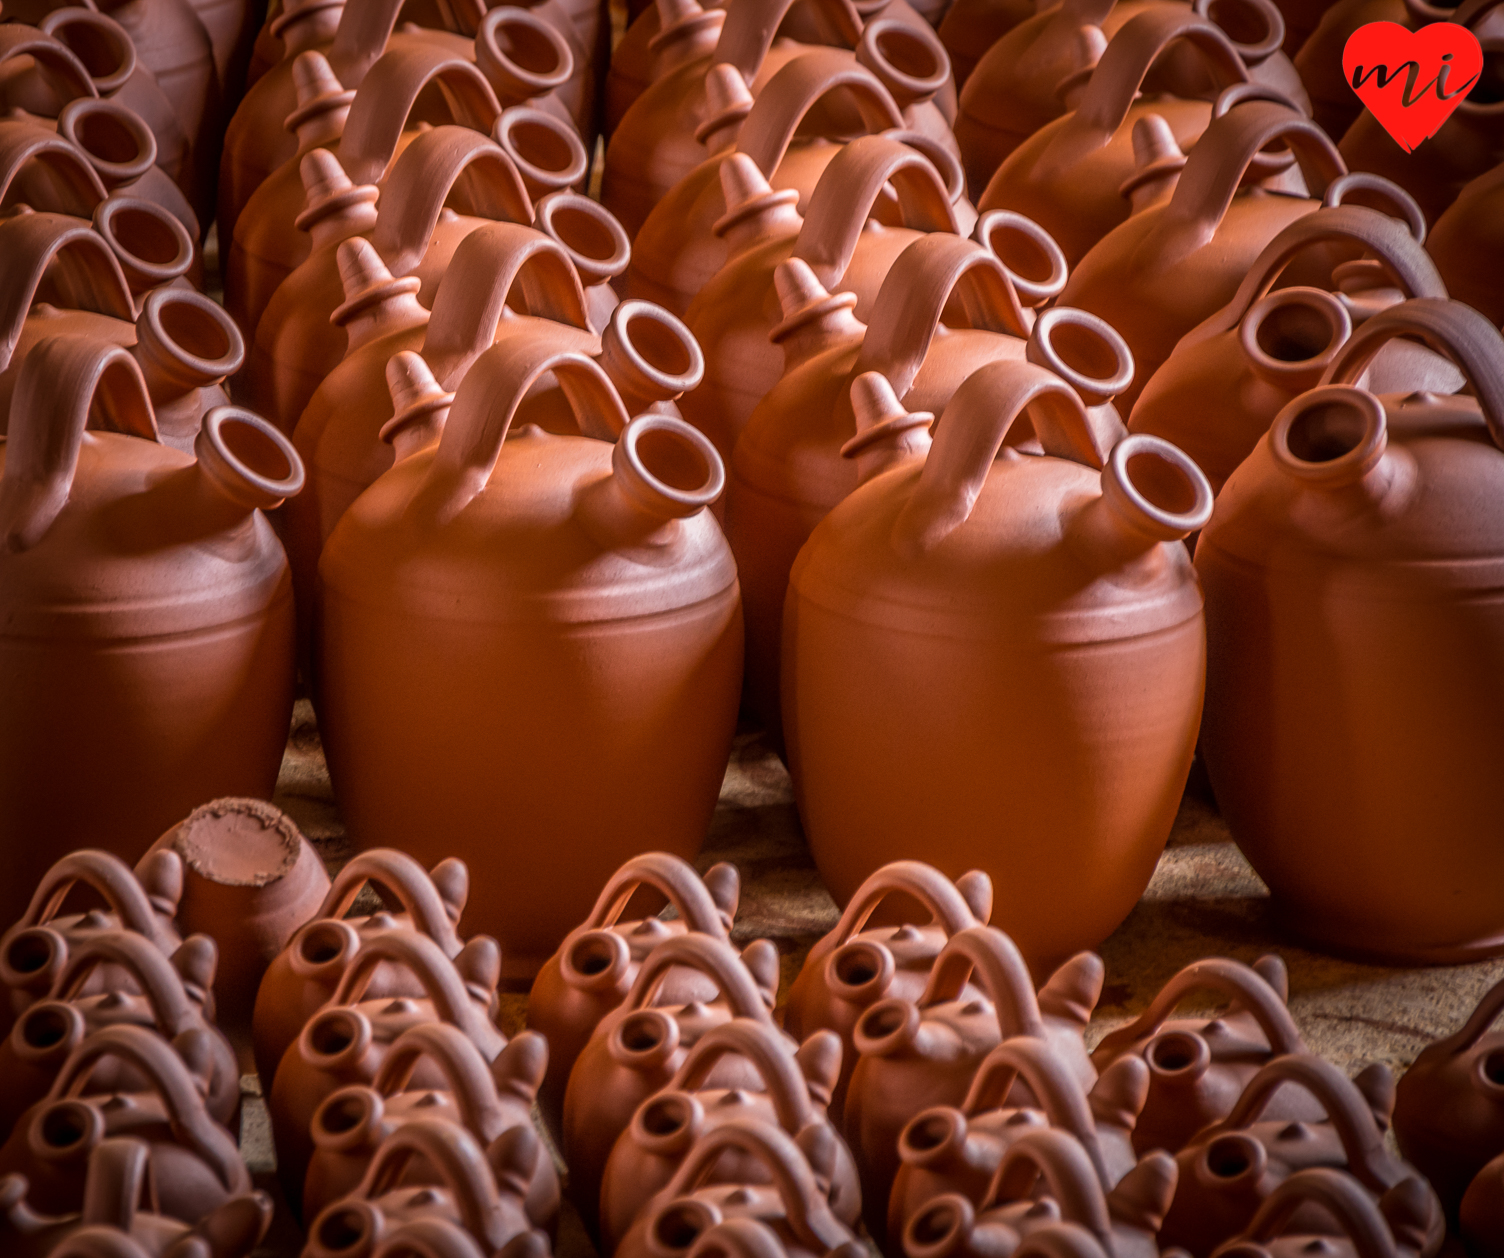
[1088,956,1310,1157]
[888,1036,1151,1245]
[301,1119,543,1258]
[145,798,331,1037]
[1060,98,1347,410]
[252,849,472,1090]
[1219,1167,1437,1258]
[533,190,633,334]
[474,3,595,143]
[315,343,743,973]
[0,1023,251,1222]
[0,335,302,927]
[783,359,1212,965]
[1293,0,1406,140]
[613,1117,862,1258]
[563,935,784,1230]
[269,930,506,1212]
[1129,203,1451,493]
[783,861,992,1119]
[1427,158,1504,325]
[1158,1054,1441,1255]
[529,853,741,1133]
[841,926,1102,1241]
[0,1136,272,1258]
[304,1023,557,1229]
[599,1018,858,1253]
[1196,299,1504,962]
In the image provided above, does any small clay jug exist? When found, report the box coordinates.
[315,345,743,972]
[841,925,1103,1243]
[252,849,472,1090]
[1196,300,1504,962]
[613,1117,863,1258]
[0,1136,272,1258]
[887,1035,1151,1245]
[1088,956,1311,1157]
[0,850,183,1040]
[529,853,742,1134]
[599,1019,858,1253]
[563,935,784,1231]
[1427,158,1504,325]
[0,336,302,926]
[1159,1054,1441,1256]
[304,1023,557,1230]
[783,862,992,1120]
[301,1119,542,1258]
[269,930,506,1213]
[145,797,331,1038]
[1218,1167,1438,1258]
[0,1023,252,1223]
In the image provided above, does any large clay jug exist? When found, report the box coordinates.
[1219,1167,1437,1258]
[1196,299,1504,962]
[1427,157,1504,324]
[0,335,302,929]
[316,342,743,972]
[1293,0,1406,139]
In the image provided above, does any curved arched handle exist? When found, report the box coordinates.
[980,1127,1112,1243]
[823,862,984,954]
[662,1019,816,1133]
[422,222,592,378]
[8,851,166,941]
[711,0,862,83]
[1456,0,1504,30]
[574,853,732,938]
[327,0,455,86]
[50,931,198,1038]
[311,850,466,955]
[370,1218,492,1258]
[45,1228,156,1258]
[0,26,98,105]
[0,122,107,218]
[792,135,958,290]
[1321,298,1504,453]
[1421,975,1504,1063]
[687,1217,799,1258]
[1091,958,1305,1063]
[1322,173,1427,244]
[0,336,157,553]
[735,51,904,179]
[371,127,534,278]
[373,1022,505,1136]
[619,935,772,1022]
[1011,1223,1114,1258]
[911,926,1046,1040]
[352,1119,510,1250]
[338,47,502,188]
[892,359,1108,555]
[1226,1167,1403,1257]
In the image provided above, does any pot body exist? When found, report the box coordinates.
[1428,159,1504,327]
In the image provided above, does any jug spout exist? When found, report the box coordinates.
[1069,435,1212,569]
[597,301,705,416]
[190,407,305,530]
[579,415,725,547]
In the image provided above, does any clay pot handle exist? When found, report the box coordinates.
[1457,0,1504,28]
[619,935,771,1022]
[1322,174,1426,244]
[792,135,958,290]
[7,851,167,941]
[687,1218,802,1258]
[824,862,986,953]
[1322,298,1504,453]
[1011,1225,1114,1258]
[662,1019,816,1132]
[327,0,456,86]
[1224,1167,1403,1257]
[0,336,157,552]
[421,223,592,378]
[0,123,106,218]
[312,850,466,955]
[913,927,1047,1040]
[1422,976,1504,1062]
[574,853,733,938]
[369,127,534,278]
[734,51,904,179]
[979,1128,1112,1241]
[372,1022,504,1136]
[80,1135,147,1233]
[50,931,198,1038]
[46,1228,156,1258]
[0,26,97,106]
[0,212,134,373]
[710,0,862,83]
[338,48,501,188]
[371,1219,493,1258]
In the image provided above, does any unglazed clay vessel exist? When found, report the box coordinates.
[529,853,741,1134]
[252,849,472,1091]
[783,861,992,1119]
[1217,1167,1438,1258]
[0,335,302,929]
[1196,299,1504,962]
[316,342,743,975]
[841,925,1103,1242]
[599,1018,858,1253]
[783,361,1212,966]
[1293,0,1406,140]
[1427,158,1504,326]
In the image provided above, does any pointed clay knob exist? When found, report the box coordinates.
[841,371,933,482]
[380,350,453,459]
[298,148,355,206]
[694,64,754,148]
[1118,115,1188,205]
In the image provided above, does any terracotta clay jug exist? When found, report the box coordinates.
[1060,98,1348,409]
[0,336,302,927]
[0,1136,272,1258]
[563,935,784,1230]
[1218,1167,1438,1258]
[887,1035,1151,1245]
[269,930,506,1212]
[1196,299,1504,962]
[613,1118,863,1258]
[1159,1054,1442,1256]
[0,850,184,1041]
[1129,202,1451,494]
[315,345,743,973]
[252,849,473,1089]
[529,853,742,1134]
[784,359,1212,963]
[1427,158,1504,325]
[0,1023,251,1223]
[599,1019,858,1253]
[841,926,1102,1243]
[784,862,993,1120]
[304,1023,557,1229]
[1087,956,1312,1157]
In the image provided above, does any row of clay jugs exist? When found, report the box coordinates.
[314,339,743,971]
[0,335,303,915]
[1196,299,1504,963]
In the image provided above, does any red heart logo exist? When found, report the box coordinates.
[1344,21,1483,153]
